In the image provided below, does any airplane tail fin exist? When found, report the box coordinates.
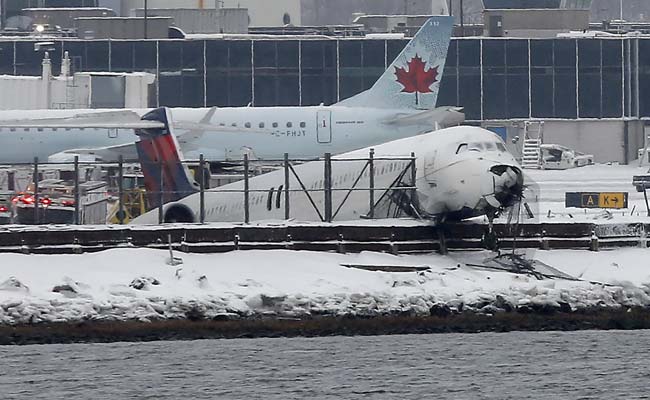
[337,16,453,110]
[135,107,199,208]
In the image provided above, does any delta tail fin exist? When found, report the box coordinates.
[337,16,453,110]
[135,107,199,208]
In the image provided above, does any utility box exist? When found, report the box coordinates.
[487,15,503,37]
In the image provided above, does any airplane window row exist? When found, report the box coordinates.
[215,122,307,129]
[2,127,104,132]
[1,122,312,133]
[207,203,228,216]
[258,122,306,129]
[206,198,245,216]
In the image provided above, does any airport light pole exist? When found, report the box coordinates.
[459,0,464,37]
[0,0,5,30]
[620,0,623,21]
[144,0,148,39]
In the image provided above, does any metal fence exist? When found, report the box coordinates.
[0,151,418,225]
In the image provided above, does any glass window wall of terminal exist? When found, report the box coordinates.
[0,37,641,121]
[300,40,338,106]
[457,40,481,120]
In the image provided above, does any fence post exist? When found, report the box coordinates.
[639,224,648,248]
[74,156,80,225]
[158,159,164,224]
[410,152,417,200]
[590,230,599,252]
[117,155,124,224]
[284,153,290,220]
[243,153,250,224]
[199,154,205,223]
[540,229,549,250]
[324,152,332,222]
[368,148,375,219]
[33,157,39,224]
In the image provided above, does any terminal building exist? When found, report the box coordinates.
[0,0,648,163]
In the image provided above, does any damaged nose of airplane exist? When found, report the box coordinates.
[484,165,524,209]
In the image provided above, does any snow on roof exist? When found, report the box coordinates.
[0,75,42,81]
[23,7,114,12]
[75,16,171,21]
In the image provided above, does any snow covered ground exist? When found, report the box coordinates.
[519,164,650,222]
[0,246,649,325]
[0,164,649,325]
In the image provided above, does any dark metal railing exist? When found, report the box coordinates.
[0,150,417,225]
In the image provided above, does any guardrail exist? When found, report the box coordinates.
[2,151,417,225]
[0,221,647,255]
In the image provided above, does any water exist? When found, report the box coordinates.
[0,330,648,399]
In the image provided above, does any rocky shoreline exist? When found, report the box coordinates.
[2,306,649,345]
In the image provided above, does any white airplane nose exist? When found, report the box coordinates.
[482,165,524,209]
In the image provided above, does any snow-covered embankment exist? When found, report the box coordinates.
[1,248,650,325]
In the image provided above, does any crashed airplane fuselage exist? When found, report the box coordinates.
[132,108,523,224]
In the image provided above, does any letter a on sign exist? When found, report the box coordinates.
[579,193,600,208]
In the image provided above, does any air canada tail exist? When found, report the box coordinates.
[135,107,199,208]
[337,16,453,110]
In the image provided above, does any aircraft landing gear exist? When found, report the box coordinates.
[437,226,448,255]
[482,212,500,253]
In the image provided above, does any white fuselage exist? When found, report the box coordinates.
[0,106,432,164]
[133,126,523,224]
[0,16,455,165]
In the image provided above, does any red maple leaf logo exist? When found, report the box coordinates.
[394,54,439,104]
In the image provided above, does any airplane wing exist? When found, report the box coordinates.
[382,106,465,127]
[48,142,140,162]
[0,107,274,133]
[0,110,165,129]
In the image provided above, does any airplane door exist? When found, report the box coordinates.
[424,151,437,183]
[317,111,332,143]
